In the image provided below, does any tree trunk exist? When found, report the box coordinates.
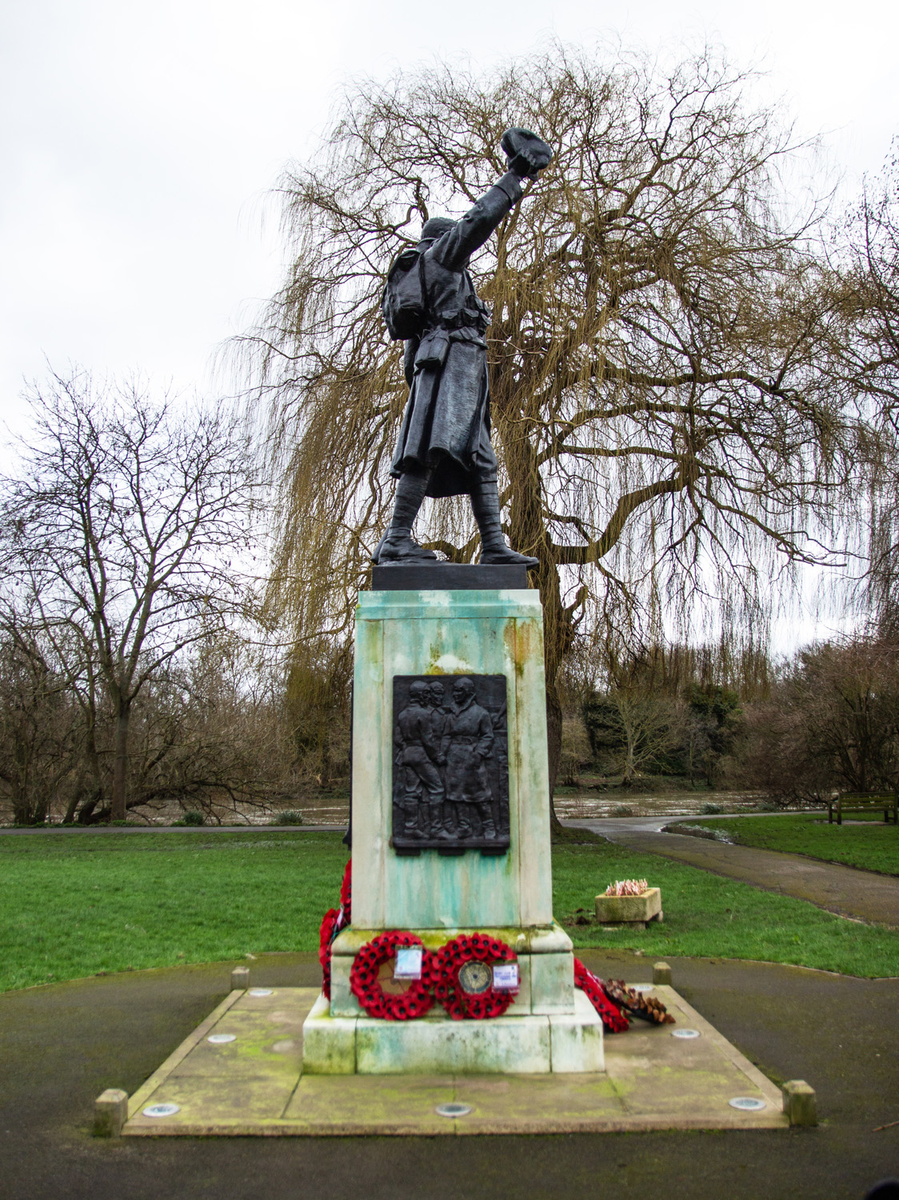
[110,705,130,821]
[499,431,577,833]
[545,681,565,834]
[11,792,33,825]
[68,712,104,823]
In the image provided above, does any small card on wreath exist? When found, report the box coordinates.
[492,963,519,991]
[393,946,424,979]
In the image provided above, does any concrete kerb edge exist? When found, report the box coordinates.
[576,949,899,983]
[120,1114,790,1137]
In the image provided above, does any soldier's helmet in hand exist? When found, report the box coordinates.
[501,128,553,179]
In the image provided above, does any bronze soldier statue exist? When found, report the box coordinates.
[374,128,552,567]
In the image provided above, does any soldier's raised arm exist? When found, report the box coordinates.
[429,173,523,272]
[428,128,553,271]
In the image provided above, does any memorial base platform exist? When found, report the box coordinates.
[120,981,788,1136]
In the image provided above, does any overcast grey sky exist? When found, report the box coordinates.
[1,0,895,435]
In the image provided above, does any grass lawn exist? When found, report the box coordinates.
[1,829,897,992]
[696,813,899,876]
[554,843,899,977]
[0,831,349,992]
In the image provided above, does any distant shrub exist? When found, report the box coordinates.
[699,802,724,815]
[271,809,305,826]
[173,810,205,826]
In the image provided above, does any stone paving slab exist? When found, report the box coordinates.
[122,983,787,1136]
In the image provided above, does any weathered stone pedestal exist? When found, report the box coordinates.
[303,564,604,1074]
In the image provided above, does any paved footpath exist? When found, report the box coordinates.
[567,817,899,927]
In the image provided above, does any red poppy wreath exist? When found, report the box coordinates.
[573,957,629,1033]
[318,908,340,1000]
[349,931,434,1020]
[430,933,520,1020]
[318,859,353,1000]
[339,858,352,922]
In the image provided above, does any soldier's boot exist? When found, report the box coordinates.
[478,804,497,839]
[434,802,454,839]
[470,479,539,567]
[403,811,423,839]
[439,802,458,839]
[374,471,437,563]
[426,803,444,839]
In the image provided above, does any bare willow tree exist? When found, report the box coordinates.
[833,142,899,633]
[242,48,859,804]
[0,372,258,821]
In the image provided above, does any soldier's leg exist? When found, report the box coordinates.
[374,469,437,563]
[418,799,430,836]
[477,801,496,839]
[416,759,446,838]
[469,469,539,568]
[401,766,424,838]
[403,800,423,838]
[424,800,445,839]
[456,802,473,838]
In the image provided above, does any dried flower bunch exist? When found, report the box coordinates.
[603,879,648,897]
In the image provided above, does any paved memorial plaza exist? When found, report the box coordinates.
[120,981,785,1136]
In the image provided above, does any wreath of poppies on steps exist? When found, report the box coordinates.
[573,957,629,1032]
[321,861,657,1029]
[339,859,352,920]
[604,978,676,1025]
[318,909,339,1000]
[318,860,352,1000]
[430,933,520,1020]
[349,930,435,1020]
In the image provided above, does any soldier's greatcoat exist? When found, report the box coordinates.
[442,694,494,806]
[390,172,523,498]
[395,699,444,806]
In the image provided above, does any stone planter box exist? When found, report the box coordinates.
[594,887,662,927]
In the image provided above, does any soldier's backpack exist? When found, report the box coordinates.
[382,247,430,341]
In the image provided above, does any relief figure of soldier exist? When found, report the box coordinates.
[394,680,451,842]
[442,677,496,840]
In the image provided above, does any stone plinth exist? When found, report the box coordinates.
[303,575,603,1074]
[303,989,604,1075]
[351,586,553,931]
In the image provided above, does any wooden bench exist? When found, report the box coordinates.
[827,792,899,825]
